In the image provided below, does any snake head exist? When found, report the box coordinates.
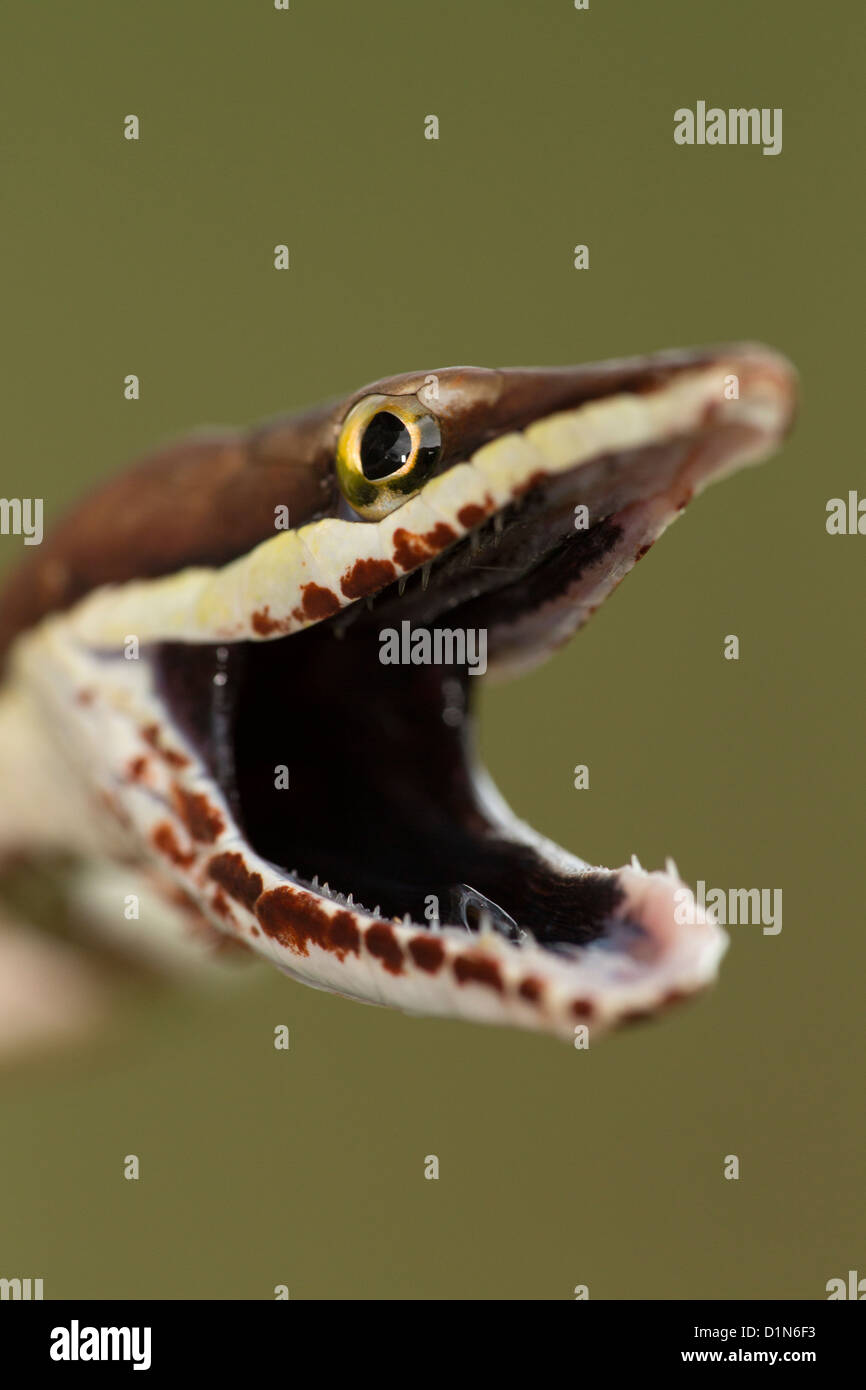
[2,344,797,1042]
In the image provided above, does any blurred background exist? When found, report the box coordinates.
[0,0,862,1299]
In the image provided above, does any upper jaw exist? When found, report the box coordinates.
[324,342,798,673]
[65,343,797,656]
[337,341,793,467]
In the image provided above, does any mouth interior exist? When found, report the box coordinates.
[235,617,622,947]
[155,481,639,952]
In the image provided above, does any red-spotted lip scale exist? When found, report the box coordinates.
[0,344,797,1042]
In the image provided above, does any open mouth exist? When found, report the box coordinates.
[125,343,797,1036]
[16,343,794,1039]
[156,463,681,955]
[157,518,631,955]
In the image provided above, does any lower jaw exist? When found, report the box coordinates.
[155,624,633,954]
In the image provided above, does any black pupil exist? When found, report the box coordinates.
[360,412,414,481]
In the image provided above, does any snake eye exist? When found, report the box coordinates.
[336,394,442,519]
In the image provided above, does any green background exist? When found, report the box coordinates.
[0,0,862,1299]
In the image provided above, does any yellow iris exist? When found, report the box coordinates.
[336,394,442,520]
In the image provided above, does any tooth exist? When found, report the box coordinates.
[323,882,330,896]
[373,905,381,917]
[403,913,412,926]
[478,909,495,935]
[347,893,353,906]
[398,577,407,596]
[630,853,644,872]
[665,856,680,880]
[421,562,431,591]
[311,875,319,889]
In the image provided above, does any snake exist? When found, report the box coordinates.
[0,343,796,1043]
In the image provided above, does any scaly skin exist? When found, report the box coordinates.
[0,345,797,1043]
